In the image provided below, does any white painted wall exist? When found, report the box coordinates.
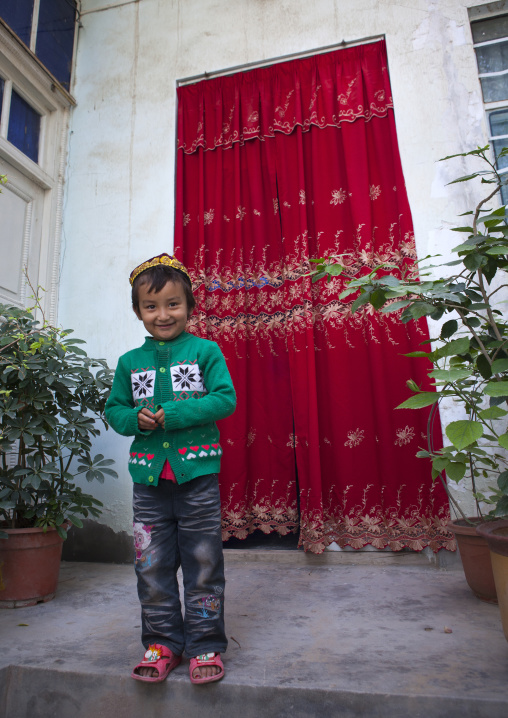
[59,0,499,534]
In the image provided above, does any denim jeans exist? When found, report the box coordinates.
[132,474,227,658]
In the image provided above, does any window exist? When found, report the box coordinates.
[0,17,74,320]
[470,3,508,202]
[0,0,34,47]
[7,90,41,163]
[0,80,42,164]
[36,0,77,91]
[0,0,77,91]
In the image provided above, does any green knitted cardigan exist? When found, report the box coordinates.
[105,332,236,486]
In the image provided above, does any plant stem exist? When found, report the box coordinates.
[438,471,468,520]
[455,308,491,364]
[472,185,500,235]
[477,269,503,343]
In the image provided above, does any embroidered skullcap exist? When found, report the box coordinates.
[129,253,191,285]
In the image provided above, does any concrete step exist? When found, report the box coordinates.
[1,558,506,717]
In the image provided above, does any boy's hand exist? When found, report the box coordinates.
[153,407,165,429]
[138,408,159,431]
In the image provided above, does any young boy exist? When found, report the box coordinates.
[105,253,236,684]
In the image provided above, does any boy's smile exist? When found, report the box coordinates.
[134,280,189,342]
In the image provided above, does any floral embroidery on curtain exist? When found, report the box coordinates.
[177,43,393,153]
[175,40,454,554]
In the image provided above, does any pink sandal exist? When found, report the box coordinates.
[189,652,225,684]
[131,643,182,683]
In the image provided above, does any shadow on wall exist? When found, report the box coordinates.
[62,520,135,564]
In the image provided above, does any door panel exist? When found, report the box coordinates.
[0,159,45,308]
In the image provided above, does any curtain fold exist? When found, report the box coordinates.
[175,40,454,553]
[177,41,394,153]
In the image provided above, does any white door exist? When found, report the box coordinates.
[0,158,46,310]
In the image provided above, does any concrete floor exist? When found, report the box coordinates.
[1,550,507,718]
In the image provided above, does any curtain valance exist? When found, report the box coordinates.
[177,40,393,154]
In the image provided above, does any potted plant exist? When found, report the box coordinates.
[0,289,117,607]
[310,145,508,602]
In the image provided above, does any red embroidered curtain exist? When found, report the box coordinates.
[175,41,453,553]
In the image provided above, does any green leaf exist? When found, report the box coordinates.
[404,351,431,358]
[485,246,508,255]
[381,300,412,313]
[499,433,508,450]
[476,353,492,380]
[351,292,372,314]
[484,381,508,397]
[498,471,508,493]
[438,337,470,357]
[396,392,440,409]
[440,320,458,340]
[483,258,498,284]
[446,462,467,482]
[429,368,472,382]
[98,468,118,478]
[370,289,387,310]
[432,457,450,472]
[479,406,508,420]
[491,358,508,374]
[494,496,508,516]
[408,302,435,320]
[463,253,485,271]
[445,420,484,450]
[67,515,83,528]
[447,173,482,185]
[490,395,507,407]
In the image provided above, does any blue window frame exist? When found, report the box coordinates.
[0,0,35,47]
[0,0,76,91]
[489,108,508,205]
[0,77,4,124]
[7,89,41,163]
[36,0,76,91]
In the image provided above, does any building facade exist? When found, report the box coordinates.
[1,0,507,556]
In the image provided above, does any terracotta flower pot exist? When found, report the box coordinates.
[476,520,508,642]
[447,518,497,604]
[0,526,65,608]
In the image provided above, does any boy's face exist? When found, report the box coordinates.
[134,279,189,342]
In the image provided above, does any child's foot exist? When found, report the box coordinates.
[189,652,224,684]
[131,644,182,682]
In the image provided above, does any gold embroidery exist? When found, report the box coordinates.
[275,89,295,117]
[395,426,416,446]
[330,189,350,205]
[221,490,453,555]
[308,85,322,113]
[177,45,394,155]
[203,209,215,225]
[181,224,421,357]
[344,428,365,448]
[337,77,357,105]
